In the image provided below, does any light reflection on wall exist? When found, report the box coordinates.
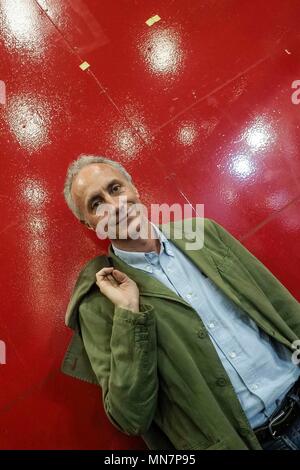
[29,216,47,250]
[244,117,275,151]
[22,179,52,320]
[221,188,239,204]
[229,154,256,180]
[1,0,45,57]
[112,124,142,158]
[22,179,48,208]
[177,122,198,146]
[7,95,51,152]
[229,117,275,181]
[265,191,290,211]
[122,104,152,144]
[142,28,185,75]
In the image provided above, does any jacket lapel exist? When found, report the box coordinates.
[107,219,236,309]
[168,221,244,308]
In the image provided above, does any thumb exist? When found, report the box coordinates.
[112,269,128,283]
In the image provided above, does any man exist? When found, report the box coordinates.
[61,154,300,450]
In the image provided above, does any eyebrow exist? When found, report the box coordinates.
[86,179,122,210]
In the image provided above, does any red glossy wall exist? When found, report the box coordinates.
[0,0,299,449]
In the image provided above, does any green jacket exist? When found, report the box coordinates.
[61,217,300,450]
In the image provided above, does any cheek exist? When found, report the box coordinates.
[90,211,111,230]
[89,214,102,228]
[81,208,98,228]
[124,192,140,207]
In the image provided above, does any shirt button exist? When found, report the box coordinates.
[216,377,227,387]
[252,384,259,390]
[187,292,193,299]
[229,351,237,358]
[208,322,215,329]
[197,329,207,339]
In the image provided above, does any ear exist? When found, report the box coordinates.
[132,184,140,199]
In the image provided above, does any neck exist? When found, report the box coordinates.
[110,218,161,254]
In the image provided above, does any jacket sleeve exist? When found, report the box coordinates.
[78,292,159,436]
[207,218,300,331]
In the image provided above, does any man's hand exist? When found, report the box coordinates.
[96,267,140,313]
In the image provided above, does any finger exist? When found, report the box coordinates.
[107,274,119,286]
[96,267,114,282]
[96,275,113,289]
[96,272,120,290]
[96,267,114,276]
[112,269,128,283]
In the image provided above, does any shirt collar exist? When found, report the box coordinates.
[111,221,174,272]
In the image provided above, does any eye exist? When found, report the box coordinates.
[91,199,101,211]
[111,184,121,193]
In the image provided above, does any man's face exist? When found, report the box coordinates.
[71,163,142,237]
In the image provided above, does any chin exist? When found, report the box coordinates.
[117,214,145,240]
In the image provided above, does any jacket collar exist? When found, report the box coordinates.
[108,218,228,307]
[65,218,235,329]
[110,221,174,272]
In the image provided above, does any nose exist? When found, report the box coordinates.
[103,194,128,219]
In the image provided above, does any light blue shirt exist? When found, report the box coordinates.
[112,223,300,429]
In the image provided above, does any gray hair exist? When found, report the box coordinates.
[63,154,133,221]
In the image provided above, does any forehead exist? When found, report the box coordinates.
[71,163,124,197]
